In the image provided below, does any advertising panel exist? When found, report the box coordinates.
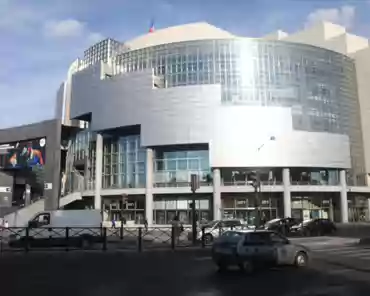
[0,138,46,169]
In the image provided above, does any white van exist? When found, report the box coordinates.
[8,210,103,248]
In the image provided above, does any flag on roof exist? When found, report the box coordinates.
[149,19,155,33]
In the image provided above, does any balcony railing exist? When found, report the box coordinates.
[222,180,283,186]
[153,170,212,188]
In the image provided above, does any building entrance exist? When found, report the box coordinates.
[291,194,335,221]
[221,193,280,225]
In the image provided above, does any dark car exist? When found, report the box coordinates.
[290,218,336,236]
[262,218,301,235]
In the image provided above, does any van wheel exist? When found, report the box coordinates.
[80,237,93,249]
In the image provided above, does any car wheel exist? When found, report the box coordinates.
[238,260,254,274]
[204,234,213,244]
[216,261,228,272]
[294,252,308,268]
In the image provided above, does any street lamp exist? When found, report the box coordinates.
[190,174,200,244]
[251,136,276,228]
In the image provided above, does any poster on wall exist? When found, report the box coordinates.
[0,138,46,169]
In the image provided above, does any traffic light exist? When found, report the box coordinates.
[248,171,257,181]
[189,202,195,210]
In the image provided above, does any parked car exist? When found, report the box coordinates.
[212,230,310,273]
[290,218,336,236]
[187,219,252,243]
[261,218,301,235]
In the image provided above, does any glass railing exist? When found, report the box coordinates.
[290,181,340,186]
[153,170,212,188]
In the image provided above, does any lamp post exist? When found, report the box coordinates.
[252,136,276,228]
[190,174,200,244]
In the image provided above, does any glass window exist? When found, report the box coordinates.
[188,159,199,170]
[177,160,187,170]
[166,160,176,171]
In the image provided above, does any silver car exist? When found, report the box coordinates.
[212,230,310,273]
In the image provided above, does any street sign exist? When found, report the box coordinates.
[190,174,200,193]
[44,183,53,190]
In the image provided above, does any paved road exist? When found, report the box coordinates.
[1,250,370,296]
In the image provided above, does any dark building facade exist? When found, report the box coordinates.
[0,119,62,215]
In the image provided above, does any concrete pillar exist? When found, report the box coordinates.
[213,169,221,220]
[24,184,31,206]
[94,133,103,210]
[145,148,154,225]
[283,168,291,218]
[340,169,349,223]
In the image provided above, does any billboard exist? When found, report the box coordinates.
[0,138,46,169]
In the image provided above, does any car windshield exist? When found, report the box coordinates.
[302,219,313,226]
[265,218,281,225]
[203,221,218,228]
[219,231,244,243]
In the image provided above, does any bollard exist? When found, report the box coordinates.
[171,226,175,250]
[120,224,124,240]
[201,227,205,248]
[25,227,29,253]
[219,226,222,237]
[138,227,143,252]
[102,227,107,251]
[65,227,70,252]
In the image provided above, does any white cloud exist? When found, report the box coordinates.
[43,19,85,37]
[0,1,105,128]
[305,5,356,29]
[43,19,103,41]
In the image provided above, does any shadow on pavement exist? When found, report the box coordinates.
[1,252,370,296]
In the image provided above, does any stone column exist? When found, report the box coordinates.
[94,133,103,210]
[213,168,221,220]
[145,148,154,225]
[283,168,291,218]
[340,169,349,223]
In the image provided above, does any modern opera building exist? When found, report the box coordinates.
[53,21,370,225]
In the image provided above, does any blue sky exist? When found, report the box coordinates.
[0,0,369,128]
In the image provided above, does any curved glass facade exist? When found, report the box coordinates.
[113,39,364,178]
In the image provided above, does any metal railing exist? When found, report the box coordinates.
[0,225,214,253]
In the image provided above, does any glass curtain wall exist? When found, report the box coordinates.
[348,195,369,222]
[102,135,146,189]
[221,194,280,226]
[153,196,211,224]
[291,194,335,221]
[153,150,211,187]
[68,132,146,191]
[290,168,340,185]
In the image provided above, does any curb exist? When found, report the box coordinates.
[0,246,211,257]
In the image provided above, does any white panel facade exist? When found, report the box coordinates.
[70,64,351,169]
